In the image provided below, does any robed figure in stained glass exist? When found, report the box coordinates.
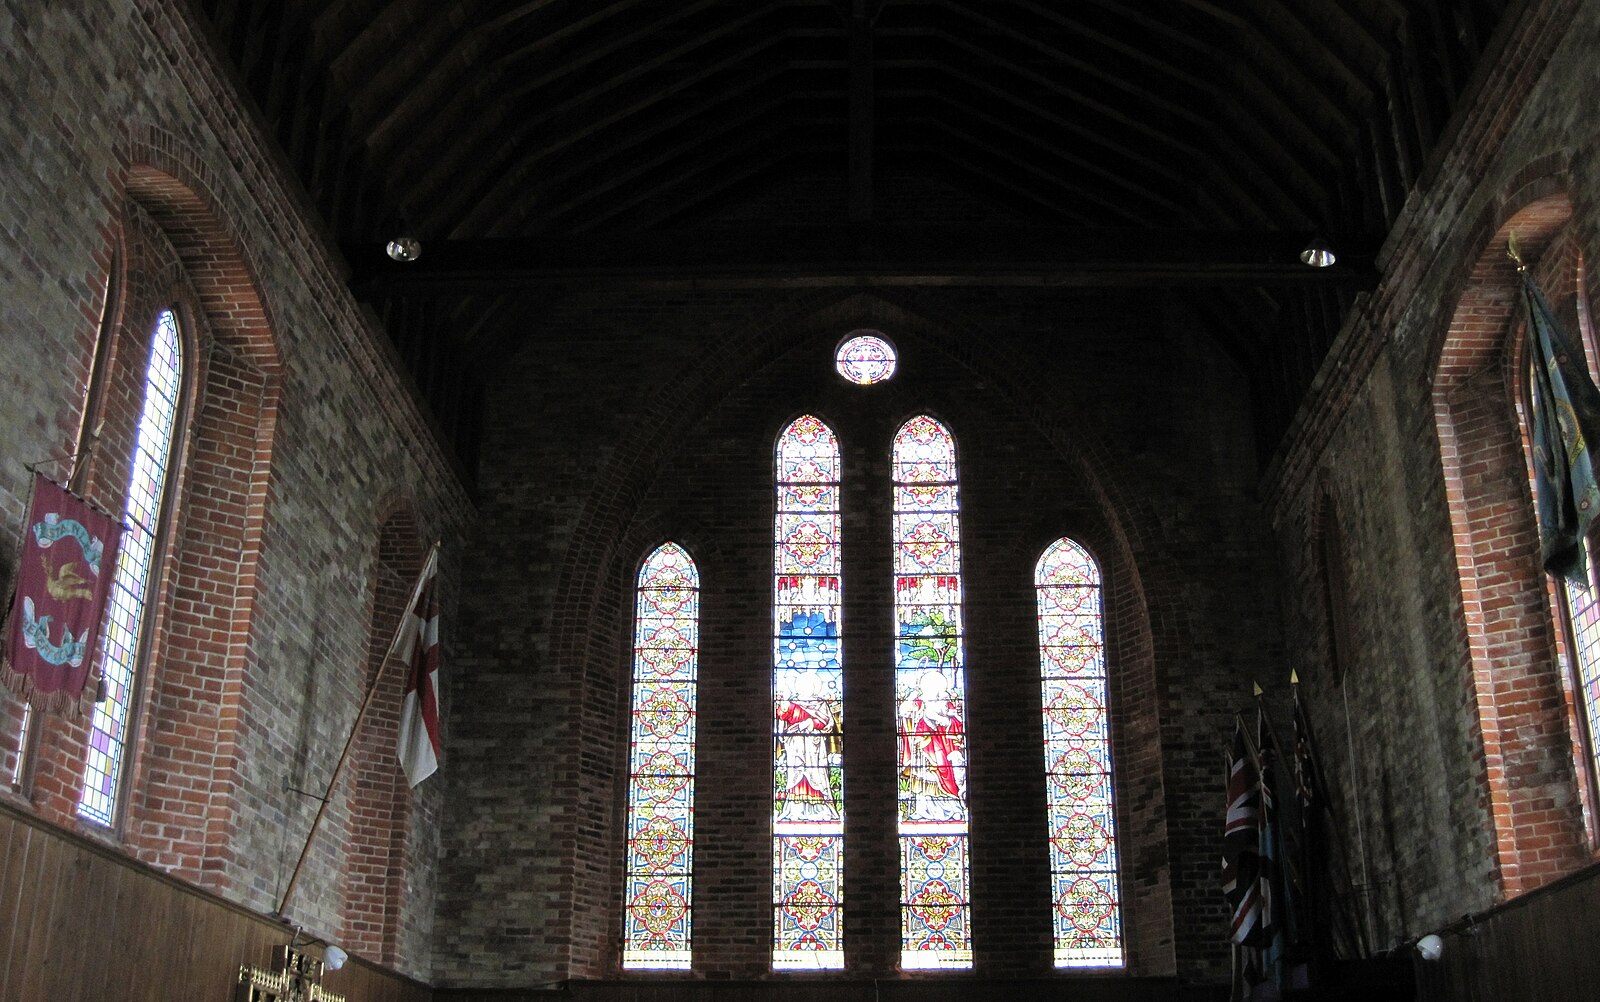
[899,669,966,821]
[776,669,842,821]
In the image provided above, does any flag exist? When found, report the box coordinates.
[1223,718,1265,946]
[1255,708,1284,984]
[1523,269,1600,581]
[2,473,122,714]
[395,544,441,787]
[1291,680,1319,822]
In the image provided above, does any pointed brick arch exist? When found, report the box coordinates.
[546,290,1175,977]
[344,499,426,964]
[100,136,282,889]
[1430,180,1592,896]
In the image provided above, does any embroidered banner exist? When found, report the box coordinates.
[3,473,122,714]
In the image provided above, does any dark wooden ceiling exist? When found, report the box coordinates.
[194,0,1511,473]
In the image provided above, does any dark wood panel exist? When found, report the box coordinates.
[1416,861,1600,1002]
[0,804,430,1002]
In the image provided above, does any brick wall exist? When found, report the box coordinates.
[0,0,470,981]
[1266,0,1600,956]
[436,285,1282,985]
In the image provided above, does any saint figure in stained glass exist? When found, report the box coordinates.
[773,415,846,971]
[898,669,966,822]
[776,669,842,821]
[892,415,973,970]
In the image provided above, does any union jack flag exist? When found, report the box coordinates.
[1222,719,1265,945]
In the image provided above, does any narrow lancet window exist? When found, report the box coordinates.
[623,542,700,969]
[1036,538,1123,967]
[78,309,184,825]
[773,415,845,970]
[893,415,972,969]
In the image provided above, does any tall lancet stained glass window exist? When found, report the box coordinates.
[773,415,846,970]
[1036,539,1123,967]
[623,542,700,970]
[893,415,973,969]
[79,309,183,826]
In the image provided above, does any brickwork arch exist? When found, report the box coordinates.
[342,499,425,965]
[21,135,284,891]
[1430,175,1594,897]
[546,290,1178,978]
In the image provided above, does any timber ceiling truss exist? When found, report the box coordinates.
[194,0,1510,470]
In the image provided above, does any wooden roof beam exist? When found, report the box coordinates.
[347,228,1383,295]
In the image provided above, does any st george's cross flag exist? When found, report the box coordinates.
[394,544,442,787]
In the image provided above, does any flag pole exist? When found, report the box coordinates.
[276,540,440,919]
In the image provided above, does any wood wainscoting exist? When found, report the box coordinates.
[0,800,430,1002]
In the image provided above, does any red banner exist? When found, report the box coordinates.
[3,473,122,714]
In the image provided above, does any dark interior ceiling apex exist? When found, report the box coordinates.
[195,0,1512,472]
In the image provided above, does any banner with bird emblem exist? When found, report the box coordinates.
[3,473,123,714]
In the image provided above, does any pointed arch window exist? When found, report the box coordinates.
[623,542,700,970]
[78,308,184,826]
[772,415,846,969]
[1036,538,1123,967]
[893,415,973,969]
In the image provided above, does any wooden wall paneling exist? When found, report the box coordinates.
[0,816,27,1002]
[14,822,63,1002]
[0,804,431,1002]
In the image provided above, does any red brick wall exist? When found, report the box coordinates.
[0,0,470,983]
[343,505,425,965]
[437,287,1279,985]
[1265,0,1600,957]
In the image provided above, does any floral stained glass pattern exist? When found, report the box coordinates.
[623,543,700,970]
[893,415,972,970]
[79,310,183,826]
[1562,573,1600,798]
[773,415,845,970]
[835,333,897,385]
[1036,539,1123,967]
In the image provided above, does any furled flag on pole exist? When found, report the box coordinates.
[1290,672,1319,822]
[2,473,122,714]
[1255,704,1284,985]
[1223,716,1265,946]
[1521,253,1600,581]
[395,543,442,787]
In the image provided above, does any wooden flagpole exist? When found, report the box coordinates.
[276,540,440,918]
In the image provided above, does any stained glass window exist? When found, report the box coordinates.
[79,309,183,826]
[1562,580,1600,784]
[623,542,700,969]
[893,415,972,970]
[1036,538,1123,967]
[773,415,845,970]
[835,333,896,385]
[1546,281,1600,814]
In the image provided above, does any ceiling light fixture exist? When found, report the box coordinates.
[386,235,422,262]
[1415,934,1444,961]
[1299,237,1337,268]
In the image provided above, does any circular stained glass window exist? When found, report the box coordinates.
[835,332,897,385]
